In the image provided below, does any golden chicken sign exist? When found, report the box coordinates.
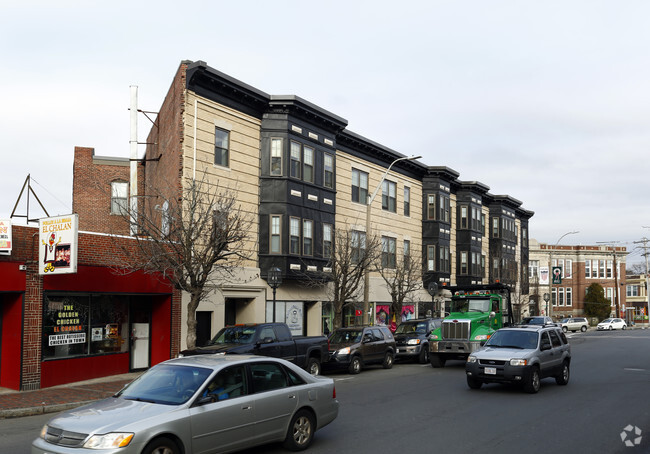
[38,214,78,275]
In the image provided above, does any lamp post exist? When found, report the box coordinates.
[362,155,421,325]
[548,231,578,320]
[268,267,282,322]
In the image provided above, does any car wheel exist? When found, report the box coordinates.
[562,326,568,333]
[430,354,446,368]
[523,367,541,393]
[306,357,321,375]
[142,436,181,454]
[608,325,613,330]
[348,355,362,374]
[418,345,429,364]
[622,325,626,330]
[556,361,570,386]
[467,376,482,389]
[581,325,587,332]
[283,409,315,451]
[382,351,394,369]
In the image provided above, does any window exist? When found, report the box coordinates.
[351,169,368,204]
[558,288,565,306]
[204,366,246,401]
[382,180,396,213]
[111,181,128,215]
[607,260,613,278]
[270,138,282,176]
[599,260,606,279]
[529,260,539,280]
[481,255,486,277]
[215,127,230,167]
[303,146,314,183]
[324,153,334,188]
[460,206,468,229]
[472,252,481,276]
[439,246,450,273]
[404,240,410,270]
[492,217,499,238]
[627,285,640,297]
[290,141,301,179]
[427,245,435,271]
[303,220,313,256]
[585,260,591,278]
[251,363,288,393]
[471,207,481,231]
[404,187,410,217]
[427,195,436,220]
[565,259,572,279]
[566,288,572,306]
[290,217,300,255]
[351,230,366,264]
[270,215,281,254]
[382,236,396,268]
[323,224,332,259]
[438,195,450,223]
[460,251,468,275]
[481,214,486,235]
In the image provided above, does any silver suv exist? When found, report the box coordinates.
[465,325,571,393]
[560,317,588,333]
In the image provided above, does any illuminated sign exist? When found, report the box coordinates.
[38,214,79,275]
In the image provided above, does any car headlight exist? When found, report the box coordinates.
[510,359,527,366]
[39,425,48,439]
[337,347,351,355]
[467,356,477,363]
[474,334,488,341]
[83,433,134,449]
[407,339,421,345]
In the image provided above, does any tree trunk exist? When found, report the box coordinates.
[185,291,201,350]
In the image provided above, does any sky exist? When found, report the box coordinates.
[1,1,649,266]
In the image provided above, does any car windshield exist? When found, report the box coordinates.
[601,319,612,323]
[329,329,362,344]
[395,322,428,334]
[485,330,539,349]
[207,326,257,345]
[116,364,212,405]
[450,298,491,313]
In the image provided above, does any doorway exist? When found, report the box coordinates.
[130,300,151,370]
[196,311,212,347]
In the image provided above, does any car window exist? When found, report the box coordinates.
[330,329,362,343]
[285,366,306,386]
[250,363,288,393]
[485,330,538,349]
[203,365,247,402]
[548,330,562,348]
[371,328,384,341]
[540,332,552,349]
[259,327,276,342]
[119,364,212,405]
[559,330,568,344]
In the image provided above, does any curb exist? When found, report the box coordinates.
[0,400,95,419]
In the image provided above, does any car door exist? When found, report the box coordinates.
[256,326,282,358]
[189,365,254,454]
[537,331,554,374]
[546,329,564,373]
[248,361,299,444]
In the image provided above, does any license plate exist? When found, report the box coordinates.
[485,367,496,375]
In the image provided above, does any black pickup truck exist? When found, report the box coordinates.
[179,323,329,375]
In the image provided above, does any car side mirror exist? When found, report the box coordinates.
[363,334,372,343]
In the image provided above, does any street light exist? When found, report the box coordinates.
[548,231,579,320]
[268,267,282,322]
[362,155,422,325]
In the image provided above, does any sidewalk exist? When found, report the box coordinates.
[0,372,141,419]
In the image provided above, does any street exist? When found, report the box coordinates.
[5,329,650,454]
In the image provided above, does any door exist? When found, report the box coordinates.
[225,299,237,326]
[196,311,212,347]
[131,323,149,369]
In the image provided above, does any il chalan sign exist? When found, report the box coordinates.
[38,214,79,275]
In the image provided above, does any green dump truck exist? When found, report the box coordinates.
[429,283,515,368]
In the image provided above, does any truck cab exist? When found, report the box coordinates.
[428,284,514,367]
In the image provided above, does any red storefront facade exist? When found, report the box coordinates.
[0,224,181,391]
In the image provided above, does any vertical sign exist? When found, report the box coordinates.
[38,214,79,275]
[0,219,11,255]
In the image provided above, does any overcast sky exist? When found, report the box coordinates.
[2,1,649,265]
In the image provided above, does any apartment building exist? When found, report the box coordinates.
[625,274,649,325]
[527,239,627,321]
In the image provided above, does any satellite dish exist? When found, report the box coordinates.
[427,281,438,297]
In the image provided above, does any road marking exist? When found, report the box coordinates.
[624,368,646,372]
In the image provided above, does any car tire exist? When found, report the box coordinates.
[523,366,541,394]
[418,345,429,364]
[382,351,394,369]
[580,325,587,332]
[283,409,315,451]
[142,436,181,454]
[622,325,626,330]
[306,357,321,375]
[348,355,362,374]
[430,354,446,368]
[562,326,568,333]
[555,361,570,386]
[608,326,613,330]
[467,376,482,389]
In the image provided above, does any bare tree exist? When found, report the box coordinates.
[114,177,253,349]
[378,246,423,328]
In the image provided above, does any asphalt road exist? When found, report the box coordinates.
[6,329,650,454]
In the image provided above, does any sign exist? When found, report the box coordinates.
[539,266,549,285]
[0,219,11,255]
[38,214,79,275]
[552,266,562,284]
[48,332,86,346]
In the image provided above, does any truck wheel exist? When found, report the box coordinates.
[306,358,321,375]
[382,351,394,369]
[430,354,446,368]
[467,376,482,389]
[523,366,541,393]
[555,361,570,386]
[418,345,429,364]
[348,356,362,374]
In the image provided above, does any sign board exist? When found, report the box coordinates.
[552,266,562,285]
[0,219,11,255]
[539,266,549,285]
[38,214,79,275]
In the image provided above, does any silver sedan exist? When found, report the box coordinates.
[32,355,339,454]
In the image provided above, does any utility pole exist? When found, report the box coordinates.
[597,241,621,319]
[636,232,650,327]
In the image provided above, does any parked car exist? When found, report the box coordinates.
[32,355,339,454]
[394,318,442,363]
[520,316,555,326]
[597,318,627,330]
[325,326,396,374]
[560,317,589,333]
[465,324,571,393]
[179,323,329,375]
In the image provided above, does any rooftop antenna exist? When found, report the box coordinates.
[10,174,50,223]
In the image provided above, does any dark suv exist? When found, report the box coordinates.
[394,318,442,363]
[465,325,571,393]
[325,326,396,374]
